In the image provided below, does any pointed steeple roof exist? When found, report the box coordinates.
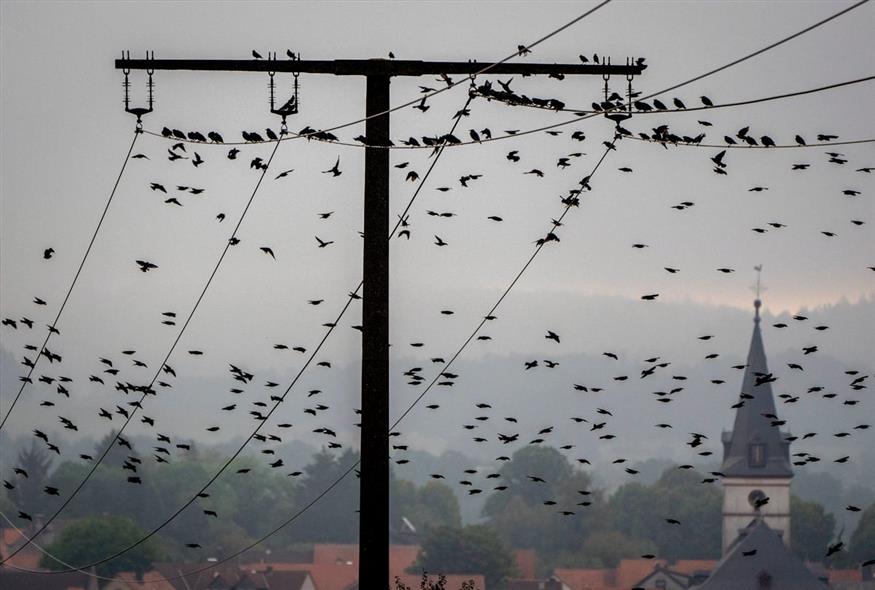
[695,519,827,589]
[721,298,793,478]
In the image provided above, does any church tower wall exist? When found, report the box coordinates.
[722,477,791,553]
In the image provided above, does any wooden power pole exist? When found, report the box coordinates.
[115,55,645,590]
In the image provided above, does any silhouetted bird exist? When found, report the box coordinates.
[322,157,342,177]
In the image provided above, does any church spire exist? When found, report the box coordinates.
[721,272,793,478]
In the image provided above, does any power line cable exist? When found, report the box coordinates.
[140,73,875,149]
[0,130,140,432]
[422,0,874,150]
[472,73,875,117]
[389,137,617,431]
[659,0,870,99]
[0,138,283,566]
[627,136,875,149]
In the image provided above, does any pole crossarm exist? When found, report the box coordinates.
[114,58,645,77]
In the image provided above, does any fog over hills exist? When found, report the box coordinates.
[3,294,871,525]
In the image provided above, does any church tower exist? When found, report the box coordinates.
[720,290,793,554]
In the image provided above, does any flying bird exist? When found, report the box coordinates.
[135,260,157,272]
[260,247,276,259]
[323,157,342,177]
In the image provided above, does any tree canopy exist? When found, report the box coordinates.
[40,516,163,578]
[411,524,517,589]
[849,501,875,565]
[790,495,836,562]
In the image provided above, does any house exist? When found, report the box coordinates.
[106,564,316,590]
[555,559,673,590]
[553,565,615,589]
[0,524,44,570]
[241,543,487,590]
[103,570,177,590]
[828,564,875,590]
[629,563,693,589]
[242,563,358,590]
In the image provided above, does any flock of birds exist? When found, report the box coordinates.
[1,60,873,570]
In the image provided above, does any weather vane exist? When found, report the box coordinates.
[751,265,767,321]
[752,264,766,300]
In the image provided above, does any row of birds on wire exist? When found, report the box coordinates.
[138,128,869,268]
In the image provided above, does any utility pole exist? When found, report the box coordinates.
[116,55,645,590]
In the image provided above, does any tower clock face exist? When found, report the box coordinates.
[748,489,767,508]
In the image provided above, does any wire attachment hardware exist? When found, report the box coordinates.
[602,56,633,124]
[268,51,301,129]
[122,51,155,129]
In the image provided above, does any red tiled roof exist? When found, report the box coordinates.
[514,549,537,579]
[246,563,358,590]
[309,543,421,575]
[555,560,670,590]
[116,567,315,590]
[0,545,43,570]
[616,559,666,588]
[144,562,244,590]
[553,567,612,589]
[313,544,360,566]
[390,545,421,576]
[2,527,24,546]
[827,568,862,583]
[672,559,717,575]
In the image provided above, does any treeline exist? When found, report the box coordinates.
[476,446,861,572]
[2,439,873,580]
[1,434,459,564]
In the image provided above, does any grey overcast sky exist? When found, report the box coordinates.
[1,1,873,460]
